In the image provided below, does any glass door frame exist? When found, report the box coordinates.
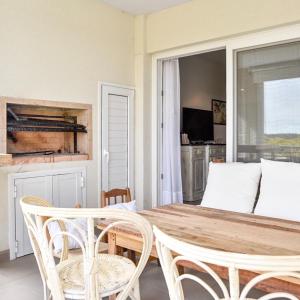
[151,23,300,207]
[234,42,300,162]
[227,25,300,162]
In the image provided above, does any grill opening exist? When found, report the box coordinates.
[6,103,89,159]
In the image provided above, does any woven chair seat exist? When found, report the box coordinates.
[57,254,136,298]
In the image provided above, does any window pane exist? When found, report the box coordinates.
[236,42,300,162]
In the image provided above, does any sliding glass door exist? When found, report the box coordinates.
[236,41,300,162]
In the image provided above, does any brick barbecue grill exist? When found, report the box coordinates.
[0,97,92,166]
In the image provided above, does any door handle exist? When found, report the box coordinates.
[103,150,110,162]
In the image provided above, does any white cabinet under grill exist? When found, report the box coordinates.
[9,167,86,259]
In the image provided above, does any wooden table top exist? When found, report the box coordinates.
[104,204,300,256]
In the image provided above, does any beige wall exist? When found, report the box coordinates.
[0,0,135,251]
[146,0,300,53]
[179,53,226,142]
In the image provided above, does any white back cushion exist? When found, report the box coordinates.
[255,159,300,221]
[201,162,261,213]
[48,201,137,254]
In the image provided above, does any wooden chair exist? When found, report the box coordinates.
[211,158,225,163]
[101,188,131,208]
[154,225,300,300]
[101,188,160,267]
[101,188,137,263]
[21,196,153,300]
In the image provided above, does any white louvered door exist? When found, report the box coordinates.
[101,85,134,196]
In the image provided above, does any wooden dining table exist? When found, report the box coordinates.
[97,204,300,296]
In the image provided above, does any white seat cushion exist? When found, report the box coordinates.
[49,201,137,254]
[108,200,137,211]
[48,218,89,254]
[201,162,261,213]
[255,159,300,221]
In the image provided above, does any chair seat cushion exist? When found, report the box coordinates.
[201,162,261,213]
[48,218,91,253]
[57,254,136,297]
[255,159,300,221]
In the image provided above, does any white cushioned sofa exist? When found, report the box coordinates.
[201,158,300,222]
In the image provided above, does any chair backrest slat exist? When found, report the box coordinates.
[101,188,131,207]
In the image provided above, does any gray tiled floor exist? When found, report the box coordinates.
[0,254,264,299]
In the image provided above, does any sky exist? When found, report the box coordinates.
[264,77,300,135]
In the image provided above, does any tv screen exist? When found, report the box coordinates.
[182,107,214,142]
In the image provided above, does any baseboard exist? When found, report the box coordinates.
[0,249,10,262]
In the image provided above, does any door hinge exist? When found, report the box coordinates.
[13,185,17,199]
[161,123,164,129]
[160,173,164,180]
[80,176,85,188]
[161,90,164,97]
[15,240,19,254]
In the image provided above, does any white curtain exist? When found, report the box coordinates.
[161,59,183,205]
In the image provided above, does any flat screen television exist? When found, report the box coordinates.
[182,107,214,142]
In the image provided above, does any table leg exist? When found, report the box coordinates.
[108,232,117,254]
[128,250,137,264]
[108,232,117,300]
[117,246,124,256]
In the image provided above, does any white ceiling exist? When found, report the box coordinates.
[102,0,191,15]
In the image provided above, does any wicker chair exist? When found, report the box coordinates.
[154,225,300,300]
[21,196,153,300]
